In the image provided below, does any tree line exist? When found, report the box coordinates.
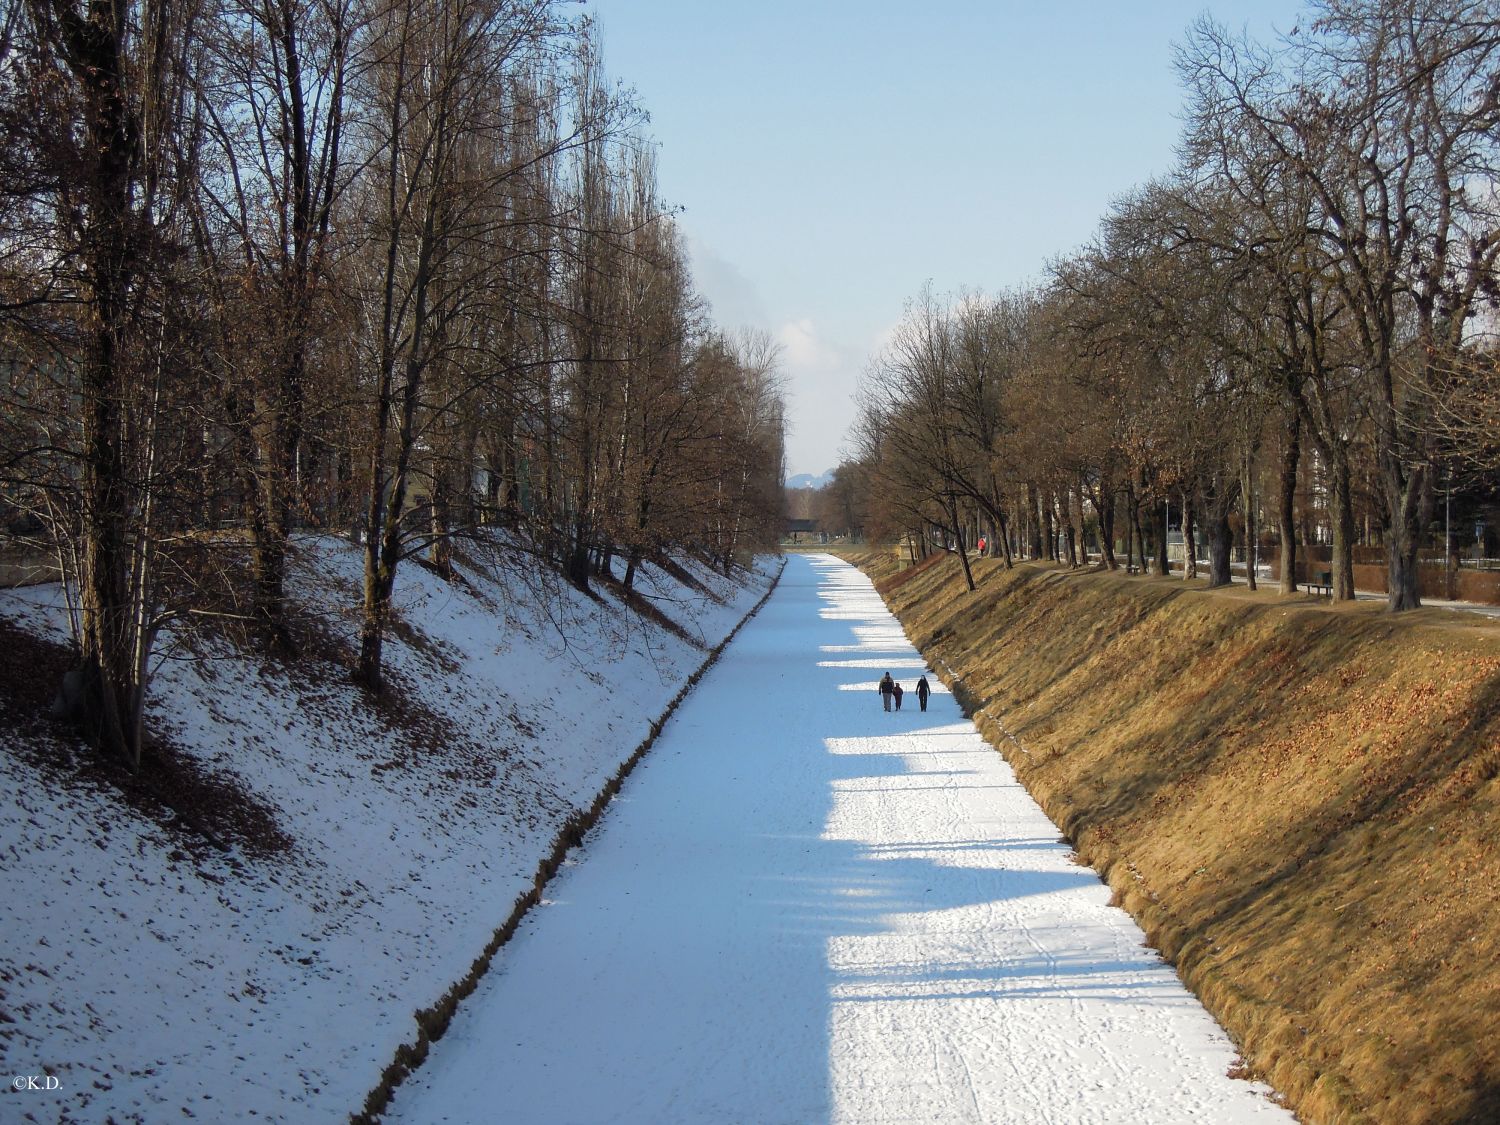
[843,0,1498,604]
[0,0,786,767]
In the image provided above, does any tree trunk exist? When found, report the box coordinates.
[76,338,135,764]
[1207,510,1234,587]
[359,349,426,692]
[1242,458,1257,593]
[1154,498,1169,576]
[1127,488,1144,572]
[358,385,394,691]
[429,463,453,576]
[1064,489,1080,567]
[1183,492,1198,581]
[1278,415,1300,595]
[622,484,655,590]
[1092,482,1118,570]
[339,445,360,544]
[1135,503,1148,573]
[1382,452,1430,612]
[567,509,593,591]
[358,156,438,692]
[949,498,975,592]
[1328,450,1357,602]
[1025,482,1042,559]
[1203,478,1240,588]
[1042,489,1056,561]
[55,0,145,766]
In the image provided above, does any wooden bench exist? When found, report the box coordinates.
[1125,562,1140,575]
[1306,569,1333,597]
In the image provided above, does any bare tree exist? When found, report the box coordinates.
[350,0,584,690]
[859,291,980,591]
[1181,2,1500,609]
[192,0,358,647]
[0,0,208,765]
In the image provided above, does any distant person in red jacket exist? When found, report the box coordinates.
[878,672,894,712]
[893,681,904,711]
[916,675,931,712]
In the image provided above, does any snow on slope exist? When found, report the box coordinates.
[386,553,1294,1124]
[0,536,774,1124]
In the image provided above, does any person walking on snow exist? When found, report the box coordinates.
[916,675,931,712]
[878,672,894,711]
[892,681,904,711]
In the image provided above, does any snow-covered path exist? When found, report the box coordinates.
[385,554,1291,1124]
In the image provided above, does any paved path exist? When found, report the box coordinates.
[1227,567,1500,618]
[386,554,1293,1124]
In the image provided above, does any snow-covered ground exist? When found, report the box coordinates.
[0,535,775,1123]
[387,553,1295,1124]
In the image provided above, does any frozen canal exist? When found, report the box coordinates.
[386,553,1292,1124]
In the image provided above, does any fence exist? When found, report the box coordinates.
[1261,548,1500,605]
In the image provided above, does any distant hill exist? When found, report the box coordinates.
[786,470,835,490]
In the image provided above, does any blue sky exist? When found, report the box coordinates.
[583,1,1309,476]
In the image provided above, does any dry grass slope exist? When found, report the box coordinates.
[846,549,1500,1125]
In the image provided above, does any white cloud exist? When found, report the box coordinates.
[683,234,771,333]
[776,317,844,373]
[774,317,862,477]
[675,235,862,475]
[866,315,906,364]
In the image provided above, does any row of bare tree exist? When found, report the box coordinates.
[849,0,1499,603]
[0,0,785,767]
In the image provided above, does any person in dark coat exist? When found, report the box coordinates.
[916,675,931,712]
[878,672,894,711]
[892,681,904,711]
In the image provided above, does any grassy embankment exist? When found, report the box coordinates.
[846,548,1499,1125]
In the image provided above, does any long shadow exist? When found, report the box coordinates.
[859,837,1065,852]
[388,555,1198,1124]
[756,843,1100,938]
[769,555,1204,1115]
[885,557,1500,1120]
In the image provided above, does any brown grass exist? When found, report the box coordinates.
[0,617,292,857]
[851,553,1500,1125]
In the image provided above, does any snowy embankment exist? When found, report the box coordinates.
[0,536,777,1124]
[385,554,1293,1125]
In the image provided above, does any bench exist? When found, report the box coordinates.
[1125,562,1140,575]
[1306,569,1332,597]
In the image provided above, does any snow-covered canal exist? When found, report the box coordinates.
[386,553,1291,1124]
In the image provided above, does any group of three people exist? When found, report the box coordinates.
[877,672,930,712]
